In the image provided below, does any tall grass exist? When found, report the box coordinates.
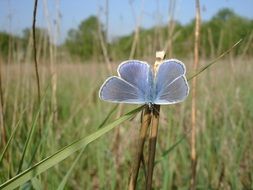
[0,55,253,189]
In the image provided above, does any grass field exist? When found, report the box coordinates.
[0,57,252,189]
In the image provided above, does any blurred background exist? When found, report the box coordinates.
[0,0,253,189]
[0,0,253,62]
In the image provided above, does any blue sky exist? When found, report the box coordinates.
[0,0,253,43]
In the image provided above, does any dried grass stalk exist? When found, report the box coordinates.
[190,0,201,189]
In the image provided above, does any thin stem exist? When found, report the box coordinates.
[128,106,151,190]
[145,51,165,190]
[129,0,145,59]
[146,104,160,190]
[97,15,112,74]
[0,57,6,149]
[165,0,176,57]
[32,0,41,103]
[190,0,201,189]
[187,39,242,82]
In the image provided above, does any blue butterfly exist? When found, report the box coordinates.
[99,59,189,105]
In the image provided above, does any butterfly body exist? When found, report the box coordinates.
[99,59,189,105]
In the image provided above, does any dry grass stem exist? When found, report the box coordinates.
[129,0,145,59]
[190,0,201,190]
[128,106,151,190]
[0,59,6,148]
[166,0,176,57]
[32,0,41,103]
[146,104,160,190]
[242,31,253,58]
[42,0,59,124]
[97,14,112,74]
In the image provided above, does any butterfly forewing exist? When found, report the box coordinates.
[154,59,189,104]
[118,60,153,100]
[99,60,152,104]
[99,76,146,104]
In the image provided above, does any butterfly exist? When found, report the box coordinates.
[99,59,189,106]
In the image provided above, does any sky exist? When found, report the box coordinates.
[0,0,253,43]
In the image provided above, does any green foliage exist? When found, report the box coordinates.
[22,27,51,60]
[112,34,133,59]
[201,8,253,57]
[22,27,50,44]
[0,32,11,57]
[111,8,253,60]
[0,31,23,60]
[64,16,103,61]
[0,27,51,62]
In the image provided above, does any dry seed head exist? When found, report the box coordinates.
[154,51,166,75]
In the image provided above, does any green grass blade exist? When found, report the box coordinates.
[0,106,143,190]
[57,147,86,190]
[31,177,43,190]
[28,114,54,167]
[57,105,118,189]
[98,104,118,129]
[187,39,242,81]
[155,134,186,165]
[17,93,47,174]
[0,110,25,163]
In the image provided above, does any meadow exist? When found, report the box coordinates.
[0,0,253,189]
[0,56,253,189]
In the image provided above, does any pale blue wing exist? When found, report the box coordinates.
[99,76,146,104]
[154,76,189,104]
[154,59,189,104]
[118,60,153,102]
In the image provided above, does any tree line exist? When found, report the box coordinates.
[0,8,252,63]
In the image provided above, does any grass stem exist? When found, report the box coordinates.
[0,59,6,149]
[128,106,151,190]
[146,104,160,190]
[32,0,41,103]
[190,1,201,189]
